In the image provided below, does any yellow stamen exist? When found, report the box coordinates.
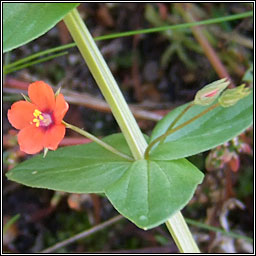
[35,109,41,115]
[32,109,52,128]
[32,109,43,128]
[32,109,41,127]
[33,109,42,118]
[32,118,40,127]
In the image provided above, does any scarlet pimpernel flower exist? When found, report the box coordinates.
[8,81,69,154]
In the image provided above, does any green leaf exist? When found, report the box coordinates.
[6,133,203,229]
[149,94,253,160]
[3,3,79,53]
[105,158,204,229]
[6,134,133,193]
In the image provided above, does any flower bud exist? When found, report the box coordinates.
[194,78,230,106]
[218,84,251,107]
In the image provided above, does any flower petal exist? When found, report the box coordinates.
[53,93,69,124]
[28,81,55,112]
[18,126,45,154]
[44,124,66,150]
[8,101,37,130]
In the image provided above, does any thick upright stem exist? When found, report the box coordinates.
[166,211,200,253]
[63,9,147,160]
[63,8,200,253]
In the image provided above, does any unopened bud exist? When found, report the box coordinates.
[218,84,251,107]
[194,78,230,106]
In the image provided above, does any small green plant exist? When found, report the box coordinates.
[3,3,253,253]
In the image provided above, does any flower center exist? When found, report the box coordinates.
[32,109,53,128]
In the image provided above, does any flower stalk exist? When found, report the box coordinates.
[167,102,194,131]
[62,121,133,161]
[63,8,200,253]
[159,78,229,145]
[145,103,219,159]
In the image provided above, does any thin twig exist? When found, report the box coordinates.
[177,3,235,88]
[4,77,164,122]
[93,246,177,254]
[209,26,253,49]
[40,215,124,253]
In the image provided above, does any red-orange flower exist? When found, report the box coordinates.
[8,81,69,154]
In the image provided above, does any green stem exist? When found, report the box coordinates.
[166,102,194,133]
[3,51,68,75]
[63,8,201,253]
[159,102,194,145]
[4,11,252,73]
[4,43,75,70]
[185,218,253,243]
[63,9,147,160]
[145,103,219,159]
[62,121,133,161]
[94,11,253,41]
[166,212,200,253]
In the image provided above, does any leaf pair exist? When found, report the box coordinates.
[7,94,252,229]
